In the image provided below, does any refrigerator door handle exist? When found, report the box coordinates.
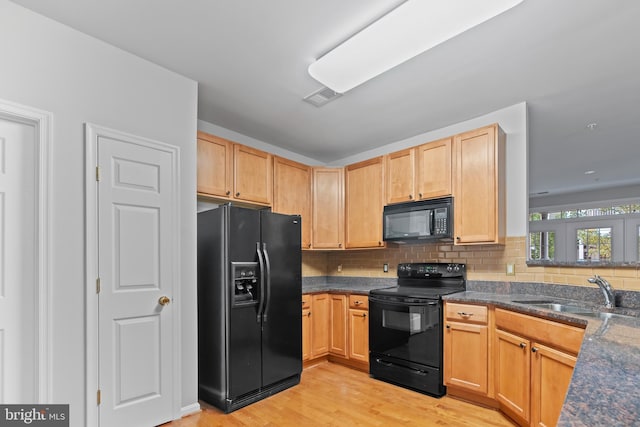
[262,242,272,323]
[256,242,265,323]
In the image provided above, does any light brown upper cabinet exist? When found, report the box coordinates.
[197,131,233,198]
[312,167,344,249]
[453,124,505,245]
[345,157,385,249]
[416,137,453,200]
[385,138,452,205]
[233,144,273,205]
[197,131,273,206]
[385,148,416,204]
[273,156,311,249]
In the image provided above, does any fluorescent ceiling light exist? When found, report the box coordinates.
[308,0,524,94]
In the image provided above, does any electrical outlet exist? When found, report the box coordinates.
[383,263,389,273]
[506,263,515,276]
[337,264,342,272]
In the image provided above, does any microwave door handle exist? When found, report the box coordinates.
[429,209,434,236]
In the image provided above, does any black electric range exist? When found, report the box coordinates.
[368,263,466,397]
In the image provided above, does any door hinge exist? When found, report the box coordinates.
[96,277,101,294]
[96,166,101,181]
[97,389,101,405]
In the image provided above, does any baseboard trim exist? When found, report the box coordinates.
[180,402,201,418]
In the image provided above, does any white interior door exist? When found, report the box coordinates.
[0,116,36,403]
[94,128,178,427]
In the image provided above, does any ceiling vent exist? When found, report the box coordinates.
[303,86,341,107]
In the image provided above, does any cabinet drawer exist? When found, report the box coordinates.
[302,294,311,309]
[445,303,488,324]
[495,308,585,355]
[349,294,368,310]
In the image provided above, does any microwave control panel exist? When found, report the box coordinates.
[433,207,448,235]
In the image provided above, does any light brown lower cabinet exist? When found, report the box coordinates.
[348,295,369,364]
[301,295,311,361]
[443,303,490,397]
[310,293,330,358]
[444,303,585,427]
[329,294,348,357]
[303,293,369,371]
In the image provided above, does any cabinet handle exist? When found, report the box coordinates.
[519,342,527,349]
[456,236,461,241]
[338,243,342,248]
[446,325,450,329]
[354,301,362,306]
[360,313,367,318]
[419,193,423,198]
[378,241,382,246]
[235,192,240,197]
[308,243,311,248]
[457,311,474,317]
[409,194,413,200]
[226,190,231,196]
[307,312,311,317]
[531,347,538,353]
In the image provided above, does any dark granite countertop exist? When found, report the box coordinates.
[443,290,640,426]
[302,276,395,295]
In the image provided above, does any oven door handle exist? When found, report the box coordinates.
[369,296,438,307]
[375,358,429,376]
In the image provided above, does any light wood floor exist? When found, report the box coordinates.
[164,362,514,426]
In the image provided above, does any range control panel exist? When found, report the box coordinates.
[397,262,466,279]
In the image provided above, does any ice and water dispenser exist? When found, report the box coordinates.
[231,262,259,306]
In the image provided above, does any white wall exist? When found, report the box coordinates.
[0,1,198,424]
[202,103,529,236]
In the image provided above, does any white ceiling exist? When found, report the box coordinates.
[11,0,640,197]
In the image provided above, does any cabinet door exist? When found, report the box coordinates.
[273,156,311,249]
[454,125,505,245]
[312,168,344,249]
[495,328,531,424]
[444,321,488,395]
[310,294,330,357]
[530,342,577,427]
[233,144,273,205]
[348,308,369,363]
[329,294,348,357]
[197,131,233,198]
[302,307,311,361]
[416,137,452,200]
[385,148,415,204]
[345,157,385,248]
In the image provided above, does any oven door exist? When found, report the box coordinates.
[369,295,441,368]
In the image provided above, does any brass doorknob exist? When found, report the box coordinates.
[158,296,171,306]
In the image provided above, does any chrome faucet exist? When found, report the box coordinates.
[587,275,616,309]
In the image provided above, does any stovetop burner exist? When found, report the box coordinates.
[370,262,466,300]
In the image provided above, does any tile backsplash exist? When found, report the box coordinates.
[302,236,640,291]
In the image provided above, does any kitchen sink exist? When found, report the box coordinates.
[513,300,637,320]
[525,303,594,314]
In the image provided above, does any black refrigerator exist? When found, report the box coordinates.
[197,205,302,413]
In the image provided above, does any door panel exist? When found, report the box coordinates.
[0,117,36,403]
[97,132,176,427]
[227,207,262,398]
[260,211,302,387]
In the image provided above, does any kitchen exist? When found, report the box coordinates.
[0,1,639,427]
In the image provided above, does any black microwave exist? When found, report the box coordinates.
[383,197,453,243]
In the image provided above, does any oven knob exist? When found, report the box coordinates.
[446,265,453,272]
[454,265,460,272]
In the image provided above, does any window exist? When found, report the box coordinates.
[576,227,611,262]
[529,231,555,260]
[529,202,640,263]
